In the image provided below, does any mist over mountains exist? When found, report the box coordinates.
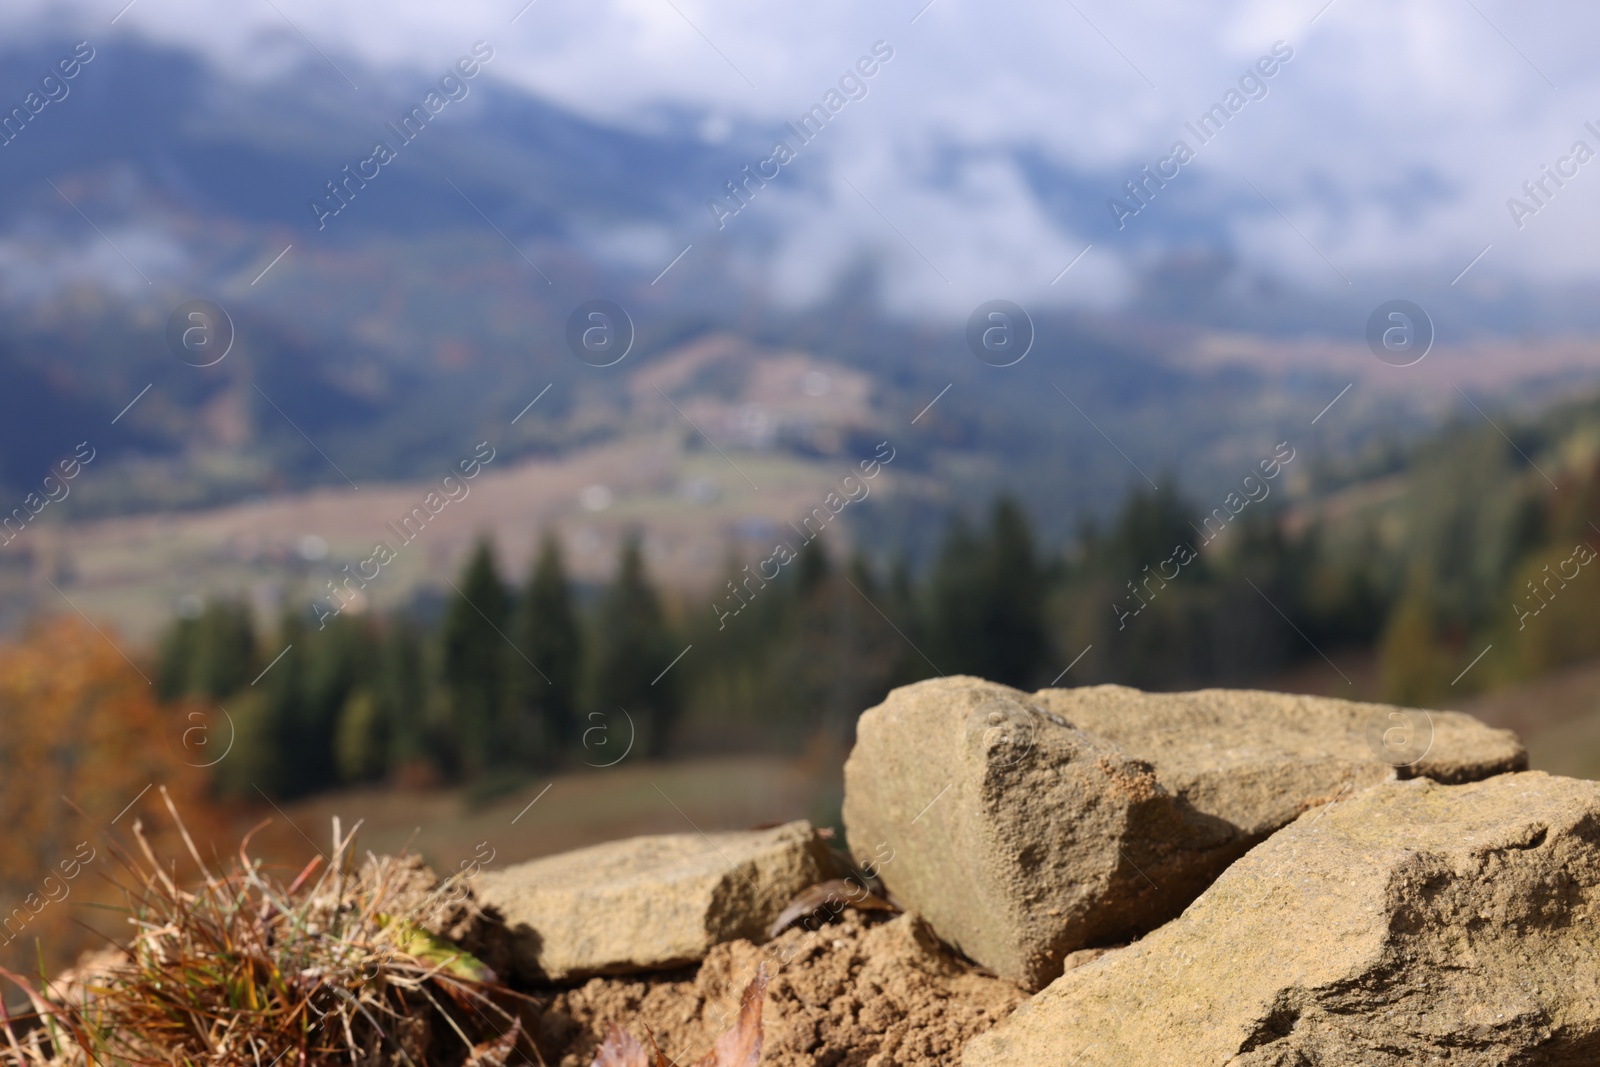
[0,26,1597,560]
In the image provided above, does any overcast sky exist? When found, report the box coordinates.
[8,0,1600,317]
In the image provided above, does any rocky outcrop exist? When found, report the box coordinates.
[841,677,1525,988]
[475,820,833,981]
[964,771,1600,1066]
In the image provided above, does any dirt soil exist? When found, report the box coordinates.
[531,910,1026,1067]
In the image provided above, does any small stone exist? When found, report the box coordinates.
[476,820,833,981]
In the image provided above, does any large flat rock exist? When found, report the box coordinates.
[841,677,1524,989]
[1034,684,1525,830]
[964,771,1600,1066]
[475,820,832,981]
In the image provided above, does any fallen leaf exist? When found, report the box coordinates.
[693,967,768,1067]
[591,1022,653,1067]
[768,879,896,938]
[643,1024,673,1067]
[587,969,768,1067]
[465,1018,523,1066]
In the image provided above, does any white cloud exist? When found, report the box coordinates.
[0,228,187,301]
[8,0,1600,314]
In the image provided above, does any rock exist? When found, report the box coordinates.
[1061,946,1114,972]
[964,771,1600,1066]
[475,820,833,981]
[841,677,1525,989]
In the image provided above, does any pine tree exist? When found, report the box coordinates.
[207,685,270,800]
[191,598,258,698]
[1379,569,1451,706]
[441,539,511,775]
[927,497,1049,688]
[1072,482,1209,688]
[1108,483,1204,577]
[883,554,935,689]
[266,608,312,795]
[774,541,837,743]
[591,532,680,758]
[980,496,1048,688]
[795,538,829,596]
[334,689,386,783]
[155,599,255,700]
[379,618,431,778]
[927,513,985,675]
[155,614,200,702]
[216,607,305,799]
[507,533,583,763]
[305,614,378,790]
[826,553,899,739]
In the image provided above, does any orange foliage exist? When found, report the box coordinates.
[0,616,222,977]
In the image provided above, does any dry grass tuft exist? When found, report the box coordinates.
[0,788,537,1067]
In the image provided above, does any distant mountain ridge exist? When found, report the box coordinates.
[0,32,1598,546]
[0,36,737,238]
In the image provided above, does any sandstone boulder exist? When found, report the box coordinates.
[476,820,833,981]
[841,677,1524,988]
[964,771,1600,1066]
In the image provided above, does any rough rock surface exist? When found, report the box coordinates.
[536,910,1025,1067]
[842,676,1525,988]
[475,820,833,981]
[965,771,1600,1066]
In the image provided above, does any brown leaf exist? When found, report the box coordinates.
[643,1024,674,1067]
[692,967,768,1067]
[590,1022,652,1067]
[466,1018,523,1067]
[767,879,896,939]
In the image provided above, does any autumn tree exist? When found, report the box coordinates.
[0,616,220,976]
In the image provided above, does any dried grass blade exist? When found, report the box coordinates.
[413,982,476,1051]
[0,983,29,1062]
[284,858,323,898]
[335,985,418,1067]
[159,785,216,888]
[127,819,178,898]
